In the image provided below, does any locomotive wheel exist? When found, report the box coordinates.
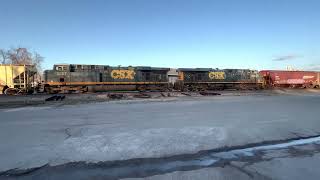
[137,85,147,92]
[239,83,247,90]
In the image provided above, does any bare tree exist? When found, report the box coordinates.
[0,49,8,64]
[8,47,33,65]
[33,52,44,72]
[5,47,44,71]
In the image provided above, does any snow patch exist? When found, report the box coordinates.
[52,127,226,165]
[2,106,51,113]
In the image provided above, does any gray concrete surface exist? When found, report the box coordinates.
[0,92,320,179]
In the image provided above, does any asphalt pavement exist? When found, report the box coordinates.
[0,92,320,179]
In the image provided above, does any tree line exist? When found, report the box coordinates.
[0,47,44,72]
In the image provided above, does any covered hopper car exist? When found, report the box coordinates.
[0,64,37,95]
[260,70,320,88]
[43,64,170,93]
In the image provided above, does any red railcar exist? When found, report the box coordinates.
[260,70,320,88]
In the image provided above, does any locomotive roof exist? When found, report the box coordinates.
[260,70,319,73]
[177,68,213,72]
[135,66,170,71]
[52,64,169,70]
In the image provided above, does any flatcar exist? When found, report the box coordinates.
[175,68,263,91]
[43,64,170,93]
[260,70,320,88]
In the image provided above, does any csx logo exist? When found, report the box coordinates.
[111,70,136,80]
[209,72,225,80]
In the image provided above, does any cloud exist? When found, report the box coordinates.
[272,55,301,61]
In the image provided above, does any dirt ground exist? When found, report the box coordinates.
[0,88,319,109]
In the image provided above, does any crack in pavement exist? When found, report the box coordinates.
[228,163,273,180]
[228,163,255,179]
[0,164,49,177]
[64,128,72,139]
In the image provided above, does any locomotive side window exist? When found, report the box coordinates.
[56,66,63,71]
[59,77,65,82]
[56,66,67,71]
[99,73,103,82]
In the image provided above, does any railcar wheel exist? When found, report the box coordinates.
[4,88,20,95]
[302,84,312,89]
[289,85,296,88]
[1,85,9,94]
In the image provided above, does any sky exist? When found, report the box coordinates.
[0,0,319,70]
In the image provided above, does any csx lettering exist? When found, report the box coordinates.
[111,70,135,79]
[209,72,225,80]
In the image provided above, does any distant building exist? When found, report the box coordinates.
[286,66,300,71]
